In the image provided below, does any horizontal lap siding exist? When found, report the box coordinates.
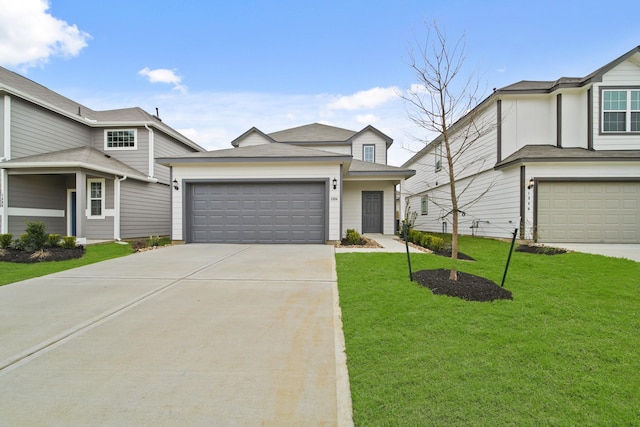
[121,181,170,238]
[7,174,67,236]
[352,132,387,163]
[8,216,65,237]
[11,99,90,158]
[153,132,199,184]
[92,127,149,176]
[84,178,114,240]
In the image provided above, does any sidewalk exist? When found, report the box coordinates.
[335,234,423,253]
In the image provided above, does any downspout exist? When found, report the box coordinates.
[1,95,11,233]
[3,95,10,160]
[114,175,127,240]
[145,123,155,178]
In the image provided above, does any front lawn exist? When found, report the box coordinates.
[0,242,134,286]
[336,236,639,426]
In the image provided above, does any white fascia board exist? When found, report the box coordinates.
[2,161,157,183]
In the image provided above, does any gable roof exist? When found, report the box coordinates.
[1,146,156,182]
[495,145,640,169]
[230,127,276,147]
[268,123,357,143]
[157,142,352,164]
[0,66,204,152]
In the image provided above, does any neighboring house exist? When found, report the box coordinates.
[402,46,640,244]
[0,66,204,242]
[158,123,415,243]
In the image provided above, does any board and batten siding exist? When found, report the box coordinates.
[558,88,589,148]
[351,131,387,164]
[500,96,556,158]
[342,181,396,235]
[11,98,91,158]
[592,61,640,151]
[120,180,170,238]
[171,162,341,241]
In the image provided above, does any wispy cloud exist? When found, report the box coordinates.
[0,0,91,70]
[138,67,187,93]
[328,86,400,110]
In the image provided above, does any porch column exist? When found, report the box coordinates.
[76,171,86,240]
[0,168,7,234]
[398,178,407,226]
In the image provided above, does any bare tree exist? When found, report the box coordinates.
[403,22,494,281]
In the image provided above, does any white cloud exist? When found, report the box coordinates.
[328,86,400,110]
[356,114,379,124]
[138,67,187,93]
[0,0,90,70]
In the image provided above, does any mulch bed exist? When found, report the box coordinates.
[335,236,383,248]
[0,247,85,263]
[515,244,567,255]
[412,268,513,302]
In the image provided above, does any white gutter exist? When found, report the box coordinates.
[2,161,158,183]
[114,175,127,240]
[145,123,155,178]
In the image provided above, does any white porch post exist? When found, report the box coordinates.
[76,171,86,241]
[0,168,7,234]
[399,178,407,226]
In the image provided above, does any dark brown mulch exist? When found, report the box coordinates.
[515,244,567,255]
[336,236,383,248]
[412,268,513,302]
[431,249,475,261]
[0,247,85,263]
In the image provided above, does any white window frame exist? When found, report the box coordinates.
[601,88,640,133]
[105,129,137,150]
[435,143,442,171]
[87,178,105,219]
[363,145,375,163]
[420,195,428,215]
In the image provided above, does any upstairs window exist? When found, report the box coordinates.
[105,129,137,150]
[421,195,428,215]
[602,89,640,133]
[435,143,442,171]
[363,145,375,163]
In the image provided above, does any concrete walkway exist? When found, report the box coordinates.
[0,244,352,426]
[551,243,640,262]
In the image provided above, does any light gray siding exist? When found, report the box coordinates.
[91,127,150,176]
[11,98,90,158]
[121,180,170,238]
[8,216,65,237]
[154,131,199,184]
[7,175,67,235]
[84,177,115,239]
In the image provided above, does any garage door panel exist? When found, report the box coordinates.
[188,182,326,243]
[538,182,640,243]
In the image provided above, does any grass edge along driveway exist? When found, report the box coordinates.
[336,236,639,427]
[0,243,134,286]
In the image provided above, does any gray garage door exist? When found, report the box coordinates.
[537,181,640,243]
[187,182,326,243]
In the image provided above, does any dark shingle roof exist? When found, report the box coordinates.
[348,159,415,177]
[495,145,640,169]
[1,146,154,181]
[268,123,357,143]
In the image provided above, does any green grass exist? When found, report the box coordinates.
[336,236,640,426]
[0,242,134,286]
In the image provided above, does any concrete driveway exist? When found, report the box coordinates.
[0,244,352,426]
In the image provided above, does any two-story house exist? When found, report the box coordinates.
[158,123,415,243]
[0,66,204,243]
[403,46,640,244]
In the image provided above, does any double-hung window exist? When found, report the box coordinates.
[87,178,105,218]
[602,89,640,133]
[435,143,442,171]
[420,195,428,215]
[363,145,375,163]
[105,129,137,149]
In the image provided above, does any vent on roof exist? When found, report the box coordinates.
[154,107,162,121]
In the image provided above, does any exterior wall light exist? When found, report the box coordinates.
[527,178,535,190]
[173,178,179,190]
[332,178,338,190]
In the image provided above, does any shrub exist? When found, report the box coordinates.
[146,235,160,247]
[0,233,12,249]
[345,229,362,245]
[61,236,77,249]
[130,240,147,252]
[420,234,432,248]
[429,236,446,252]
[19,221,48,252]
[47,234,61,248]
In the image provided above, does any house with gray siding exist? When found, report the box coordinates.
[402,46,640,244]
[0,66,204,242]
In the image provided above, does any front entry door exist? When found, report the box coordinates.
[362,191,383,233]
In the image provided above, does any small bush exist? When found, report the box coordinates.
[146,235,160,247]
[61,236,77,249]
[345,229,362,245]
[429,236,446,252]
[0,233,12,249]
[420,234,432,248]
[130,240,147,252]
[47,234,61,248]
[20,221,48,252]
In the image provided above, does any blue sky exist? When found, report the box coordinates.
[1,0,639,165]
